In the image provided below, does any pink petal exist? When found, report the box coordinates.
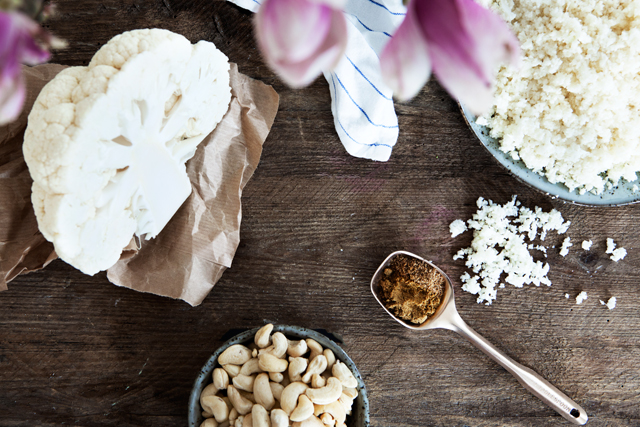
[255,0,348,88]
[415,0,520,115]
[380,0,431,101]
[308,0,347,8]
[0,73,26,126]
[0,11,53,124]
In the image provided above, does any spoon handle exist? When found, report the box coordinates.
[450,315,588,425]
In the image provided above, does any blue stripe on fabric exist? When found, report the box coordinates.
[366,0,406,15]
[329,75,394,148]
[251,0,260,4]
[345,56,392,100]
[347,13,393,37]
[331,73,399,129]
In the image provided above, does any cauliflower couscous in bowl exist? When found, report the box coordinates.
[463,0,640,206]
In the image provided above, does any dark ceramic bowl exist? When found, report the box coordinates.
[188,325,370,427]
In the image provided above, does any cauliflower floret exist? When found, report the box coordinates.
[23,29,232,275]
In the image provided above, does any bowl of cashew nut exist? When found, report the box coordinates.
[188,324,369,427]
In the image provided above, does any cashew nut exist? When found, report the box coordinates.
[213,368,230,390]
[229,408,238,423]
[292,415,325,427]
[242,413,253,427]
[280,382,310,415]
[305,339,323,361]
[321,412,335,426]
[338,394,353,416]
[270,408,289,427]
[269,372,284,383]
[201,395,229,423]
[301,355,327,383]
[251,404,270,427]
[287,340,308,358]
[258,353,288,373]
[341,387,357,400]
[331,361,357,388]
[305,377,342,405]
[317,400,346,425]
[219,345,253,366]
[254,324,273,349]
[288,357,308,383]
[201,383,218,402]
[310,374,325,389]
[223,364,241,378]
[323,349,336,371]
[240,358,263,376]
[232,374,256,392]
[239,390,256,404]
[227,385,254,415]
[260,332,288,359]
[235,415,244,427]
[201,419,218,427]
[267,381,284,402]
[290,395,315,422]
[253,373,275,410]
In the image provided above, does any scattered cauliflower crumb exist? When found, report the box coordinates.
[599,297,617,310]
[451,196,570,305]
[565,293,570,299]
[576,291,588,305]
[582,240,593,250]
[449,219,468,238]
[560,237,573,257]
[610,248,627,262]
[606,238,627,262]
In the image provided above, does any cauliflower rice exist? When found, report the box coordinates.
[478,0,640,194]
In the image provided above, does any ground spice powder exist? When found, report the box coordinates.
[378,254,446,324]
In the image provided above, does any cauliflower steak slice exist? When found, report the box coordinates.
[23,29,231,275]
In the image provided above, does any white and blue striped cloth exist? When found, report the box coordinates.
[227,0,406,161]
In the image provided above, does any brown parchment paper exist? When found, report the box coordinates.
[0,63,279,305]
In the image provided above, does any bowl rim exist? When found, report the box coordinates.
[188,324,370,427]
[459,103,640,207]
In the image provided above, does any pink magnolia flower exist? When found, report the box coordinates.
[0,10,51,126]
[381,0,520,115]
[254,0,348,88]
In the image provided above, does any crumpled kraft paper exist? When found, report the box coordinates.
[0,63,279,305]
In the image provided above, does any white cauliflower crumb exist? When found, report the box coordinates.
[449,219,468,238]
[606,238,627,262]
[600,297,617,310]
[582,240,593,250]
[565,293,570,299]
[576,291,588,305]
[633,185,639,193]
[453,196,570,305]
[610,248,627,262]
[559,237,573,257]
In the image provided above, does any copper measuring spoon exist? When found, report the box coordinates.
[371,250,588,425]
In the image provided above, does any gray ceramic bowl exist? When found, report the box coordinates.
[460,104,640,206]
[188,325,370,427]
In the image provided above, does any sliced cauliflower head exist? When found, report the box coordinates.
[23,29,231,275]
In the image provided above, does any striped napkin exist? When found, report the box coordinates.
[227,0,406,161]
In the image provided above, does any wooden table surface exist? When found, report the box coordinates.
[2,1,639,426]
